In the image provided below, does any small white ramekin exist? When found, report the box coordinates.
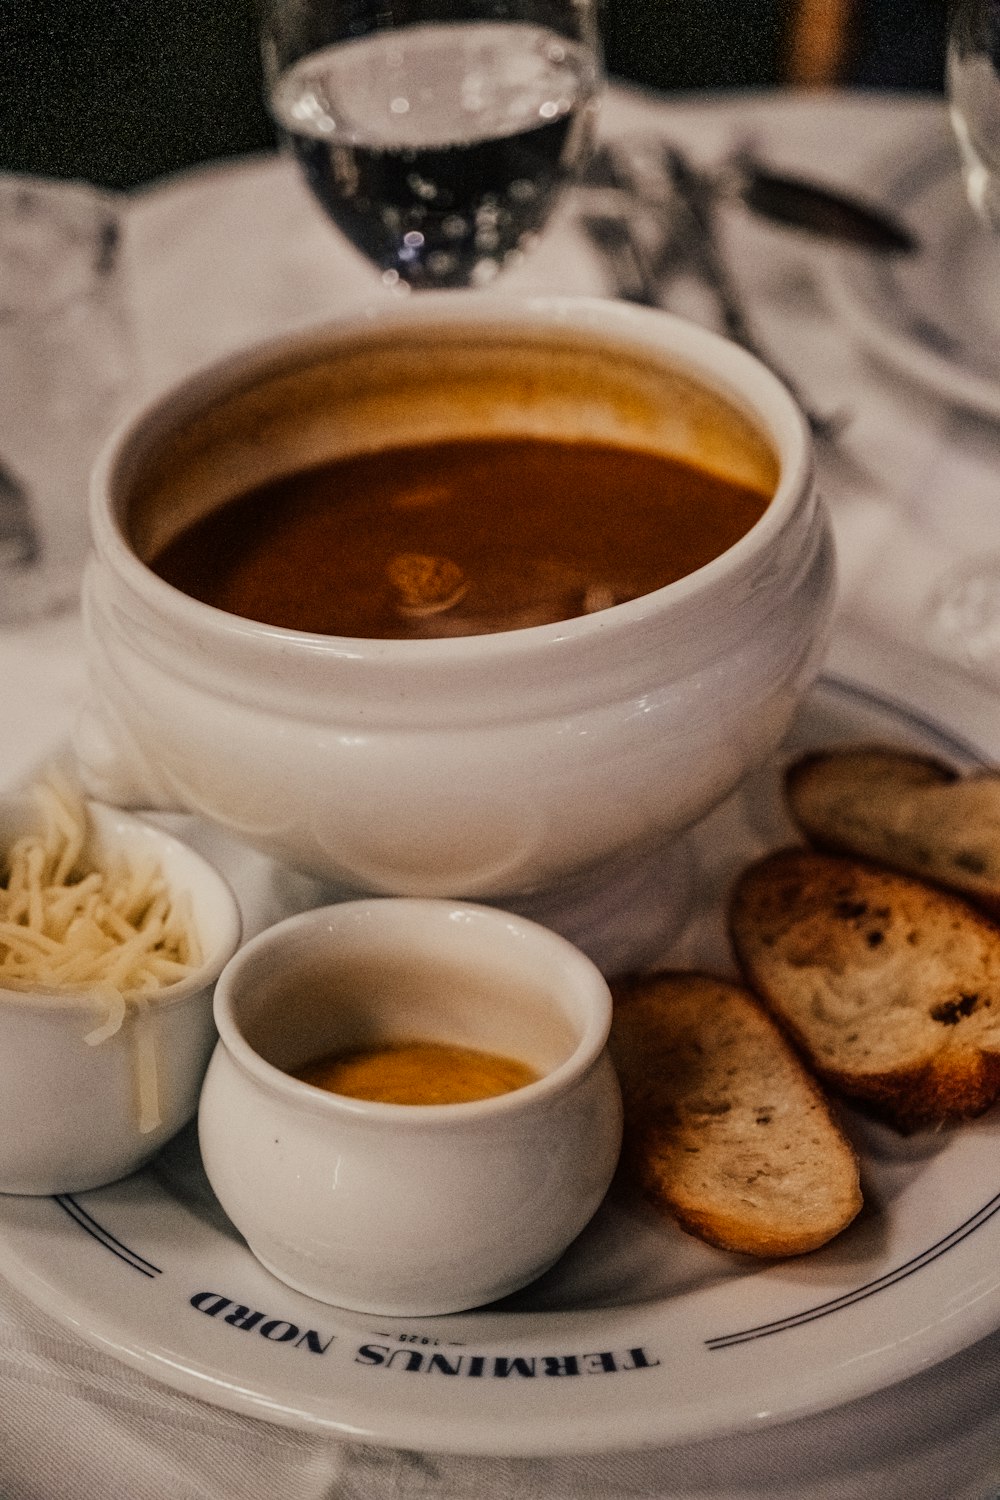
[0,797,242,1194]
[198,898,623,1316]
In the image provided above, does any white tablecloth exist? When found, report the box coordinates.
[3,86,1000,1498]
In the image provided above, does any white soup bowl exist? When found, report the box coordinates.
[76,293,834,924]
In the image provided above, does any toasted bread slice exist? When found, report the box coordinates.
[786,746,1000,916]
[731,847,1000,1131]
[608,971,862,1256]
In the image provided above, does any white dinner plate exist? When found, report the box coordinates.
[825,126,1000,420]
[0,675,998,1457]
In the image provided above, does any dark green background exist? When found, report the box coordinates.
[0,1,948,191]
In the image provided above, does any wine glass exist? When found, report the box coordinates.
[261,0,604,290]
[925,0,1000,677]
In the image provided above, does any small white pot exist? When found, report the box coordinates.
[198,898,622,1316]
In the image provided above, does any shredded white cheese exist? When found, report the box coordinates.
[0,770,202,1132]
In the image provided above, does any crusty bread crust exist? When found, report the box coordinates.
[786,746,1000,917]
[731,847,1000,1132]
[608,971,862,1256]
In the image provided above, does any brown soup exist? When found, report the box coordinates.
[292,1040,539,1106]
[150,435,772,639]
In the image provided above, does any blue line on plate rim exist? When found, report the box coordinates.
[815,673,988,767]
[53,1195,162,1278]
[706,1190,1000,1349]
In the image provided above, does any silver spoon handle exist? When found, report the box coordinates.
[663,147,848,442]
[580,212,664,307]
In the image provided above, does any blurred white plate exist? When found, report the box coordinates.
[826,128,1000,420]
[0,676,999,1456]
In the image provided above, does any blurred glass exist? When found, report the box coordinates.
[928,0,1000,681]
[260,0,603,290]
[0,176,132,624]
[948,0,1000,230]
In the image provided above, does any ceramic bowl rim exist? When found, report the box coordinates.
[89,292,813,662]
